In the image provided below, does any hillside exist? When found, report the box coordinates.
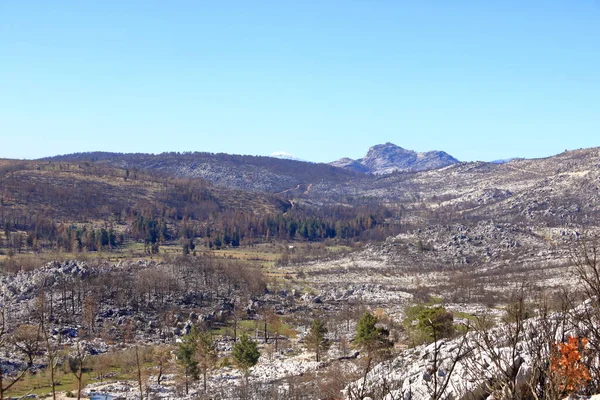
[0,159,286,220]
[43,151,361,193]
[0,159,396,257]
[3,146,600,400]
[25,147,600,247]
[306,147,600,227]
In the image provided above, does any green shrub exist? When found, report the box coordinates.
[403,305,455,345]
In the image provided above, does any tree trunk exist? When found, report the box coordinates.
[264,321,268,343]
[77,370,82,400]
[136,346,143,400]
[49,292,54,319]
[71,288,75,316]
[50,356,56,400]
[185,371,189,395]
[358,356,372,400]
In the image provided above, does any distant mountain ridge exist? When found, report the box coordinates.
[43,151,359,193]
[40,144,460,193]
[25,145,600,229]
[330,142,459,174]
[271,151,305,162]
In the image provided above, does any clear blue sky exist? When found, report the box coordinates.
[1,1,599,162]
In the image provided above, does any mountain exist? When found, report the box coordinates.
[41,146,600,229]
[490,157,521,164]
[270,151,303,161]
[328,157,370,173]
[42,151,360,193]
[330,142,459,174]
[7,145,600,400]
[0,159,289,225]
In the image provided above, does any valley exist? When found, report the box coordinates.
[1,144,600,399]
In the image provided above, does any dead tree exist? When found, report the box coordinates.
[69,340,87,400]
[0,310,41,400]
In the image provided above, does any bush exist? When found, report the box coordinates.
[403,305,455,345]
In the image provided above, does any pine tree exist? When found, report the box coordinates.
[305,319,330,362]
[176,330,199,395]
[355,312,392,376]
[232,334,260,384]
[196,332,217,393]
[355,312,391,351]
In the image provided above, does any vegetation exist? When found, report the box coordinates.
[304,319,329,362]
[176,330,200,395]
[232,334,260,384]
[355,312,392,355]
[403,304,455,345]
[4,149,600,399]
[0,160,398,266]
[551,336,591,394]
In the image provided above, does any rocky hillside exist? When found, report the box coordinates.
[344,301,598,400]
[37,146,600,231]
[43,151,360,193]
[302,147,600,228]
[330,142,459,174]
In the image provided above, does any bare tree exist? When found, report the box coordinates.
[134,346,144,400]
[152,345,172,385]
[520,292,567,400]
[230,299,248,342]
[36,289,60,400]
[426,321,471,400]
[68,340,87,400]
[11,324,41,369]
[268,312,284,352]
[463,286,535,399]
[0,309,37,400]
[569,232,600,393]
[195,331,217,393]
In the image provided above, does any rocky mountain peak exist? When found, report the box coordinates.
[331,142,459,175]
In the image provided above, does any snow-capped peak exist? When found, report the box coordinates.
[271,151,300,161]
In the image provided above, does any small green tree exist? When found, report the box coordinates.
[196,332,217,393]
[232,334,260,385]
[355,312,392,370]
[355,312,391,352]
[404,305,455,345]
[305,319,330,362]
[354,312,393,399]
[176,330,199,395]
[417,306,454,340]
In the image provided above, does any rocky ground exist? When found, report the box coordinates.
[2,213,594,399]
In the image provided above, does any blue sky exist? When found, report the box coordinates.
[1,1,599,162]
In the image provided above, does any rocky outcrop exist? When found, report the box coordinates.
[330,143,459,175]
[344,303,596,400]
[329,157,371,173]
